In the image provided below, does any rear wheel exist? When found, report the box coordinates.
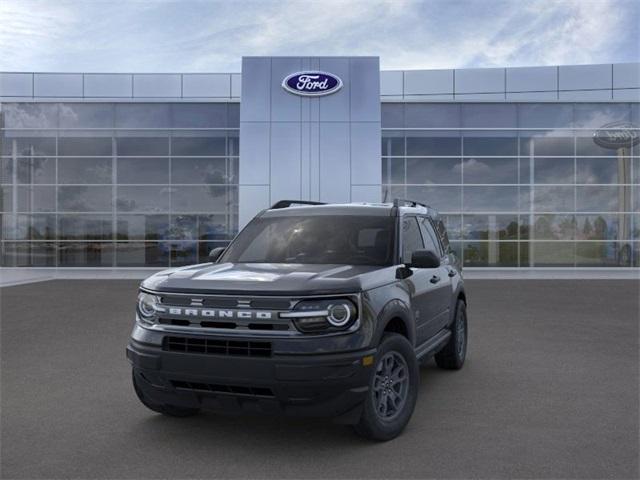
[354,333,419,441]
[435,299,467,370]
[132,370,200,417]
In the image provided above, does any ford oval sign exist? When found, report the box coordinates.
[593,121,639,149]
[282,71,343,97]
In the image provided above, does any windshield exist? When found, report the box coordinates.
[221,215,395,266]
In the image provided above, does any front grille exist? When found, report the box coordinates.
[158,318,290,331]
[163,336,272,357]
[160,295,238,308]
[171,380,274,397]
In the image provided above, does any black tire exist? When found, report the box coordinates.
[132,370,200,418]
[435,299,467,370]
[354,333,419,441]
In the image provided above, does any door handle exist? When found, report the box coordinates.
[448,269,457,277]
[430,275,440,284]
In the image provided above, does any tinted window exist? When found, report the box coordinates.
[221,215,395,266]
[401,216,424,263]
[418,217,441,255]
[435,219,451,251]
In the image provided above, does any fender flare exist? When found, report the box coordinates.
[373,298,416,347]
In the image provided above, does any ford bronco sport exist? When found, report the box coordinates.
[127,199,468,440]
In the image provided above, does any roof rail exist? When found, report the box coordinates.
[270,200,326,209]
[392,198,431,210]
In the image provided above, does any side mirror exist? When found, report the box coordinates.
[208,247,226,263]
[408,249,440,269]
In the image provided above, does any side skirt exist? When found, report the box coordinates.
[414,329,451,361]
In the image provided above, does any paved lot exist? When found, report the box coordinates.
[1,279,638,479]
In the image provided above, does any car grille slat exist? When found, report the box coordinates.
[163,336,272,357]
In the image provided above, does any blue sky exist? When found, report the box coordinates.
[0,0,638,72]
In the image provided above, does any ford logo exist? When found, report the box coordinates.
[282,71,343,97]
[593,122,639,149]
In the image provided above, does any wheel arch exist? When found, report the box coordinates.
[374,299,416,347]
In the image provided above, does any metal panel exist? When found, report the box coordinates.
[455,93,505,101]
[455,68,504,94]
[351,185,382,203]
[506,66,556,92]
[319,122,350,203]
[506,91,558,101]
[0,73,32,97]
[318,57,350,122]
[350,57,381,122]
[84,74,132,97]
[34,73,83,97]
[559,64,611,91]
[240,57,271,122]
[404,69,453,95]
[133,74,181,97]
[231,74,242,98]
[380,71,403,97]
[558,90,612,101]
[271,57,302,122]
[403,94,455,101]
[270,122,301,202]
[239,122,270,185]
[182,74,231,97]
[239,185,270,228]
[612,89,640,101]
[350,122,381,185]
[613,63,640,89]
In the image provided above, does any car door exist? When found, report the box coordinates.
[418,216,453,335]
[400,216,441,346]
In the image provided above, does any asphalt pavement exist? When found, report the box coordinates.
[1,279,638,479]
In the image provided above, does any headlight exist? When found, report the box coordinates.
[137,292,160,324]
[281,298,358,333]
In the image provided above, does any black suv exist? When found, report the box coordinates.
[127,199,467,440]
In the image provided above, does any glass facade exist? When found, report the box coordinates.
[0,103,239,267]
[382,103,640,268]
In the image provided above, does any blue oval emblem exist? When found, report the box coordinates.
[593,121,639,149]
[282,71,343,96]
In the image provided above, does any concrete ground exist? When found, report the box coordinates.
[1,279,638,479]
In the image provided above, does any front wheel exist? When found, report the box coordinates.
[354,333,419,441]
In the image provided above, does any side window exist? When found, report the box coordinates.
[435,219,450,253]
[401,217,424,263]
[418,217,441,256]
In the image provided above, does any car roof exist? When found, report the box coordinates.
[260,202,437,218]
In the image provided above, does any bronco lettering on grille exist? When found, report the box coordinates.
[161,307,273,320]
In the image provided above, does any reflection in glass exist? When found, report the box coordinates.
[575,242,630,267]
[406,186,461,212]
[58,243,114,267]
[382,158,404,184]
[2,104,59,128]
[58,186,111,212]
[171,186,233,212]
[2,242,56,266]
[520,136,574,156]
[59,104,114,128]
[117,158,169,184]
[404,104,461,128]
[463,242,518,267]
[406,158,461,184]
[116,186,170,213]
[171,158,228,184]
[59,214,112,240]
[171,136,226,156]
[114,104,171,128]
[58,158,112,184]
[531,242,575,266]
[533,215,576,240]
[463,215,519,240]
[58,137,112,156]
[17,157,56,184]
[462,158,517,184]
[575,214,630,241]
[576,186,626,212]
[381,135,404,156]
[463,137,517,156]
[576,157,629,184]
[533,158,574,184]
[2,214,56,240]
[1,137,56,156]
[406,135,461,156]
[115,242,169,267]
[116,215,169,240]
[171,104,228,128]
[533,186,574,212]
[18,186,56,212]
[116,137,168,156]
[463,186,519,212]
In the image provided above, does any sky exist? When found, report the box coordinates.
[0,0,638,73]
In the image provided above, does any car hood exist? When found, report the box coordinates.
[141,262,397,295]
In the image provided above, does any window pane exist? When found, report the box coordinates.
[2,104,58,128]
[576,185,628,212]
[114,104,171,128]
[381,104,404,128]
[1,214,56,240]
[405,104,461,128]
[440,214,462,240]
[520,136,574,156]
[116,186,170,212]
[575,242,630,267]
[517,104,573,129]
[172,104,228,128]
[58,243,114,267]
[116,136,168,156]
[58,158,112,184]
[406,158,461,184]
[198,241,230,262]
[533,158,574,184]
[576,157,630,184]
[382,158,404,184]
[115,242,169,267]
[533,214,576,240]
[59,214,112,240]
[576,135,626,157]
[461,104,517,128]
[116,214,169,240]
[116,157,169,184]
[58,186,111,212]
[406,186,462,212]
[2,242,56,266]
[573,104,631,128]
[462,214,519,240]
[171,186,233,212]
[169,241,198,266]
[462,158,518,184]
[0,158,12,184]
[167,215,198,240]
[576,214,632,241]
[198,214,233,240]
[171,136,226,156]
[463,242,518,267]
[58,137,112,156]
[171,158,228,184]
[17,186,56,212]
[406,134,461,156]
[1,136,56,156]
[463,186,519,212]
[531,242,575,266]
[17,157,56,184]
[533,186,575,212]
[463,137,518,156]
[59,104,114,128]
[381,134,404,156]
[401,217,424,262]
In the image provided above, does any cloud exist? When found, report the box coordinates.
[0,0,637,72]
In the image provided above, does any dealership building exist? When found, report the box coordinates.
[0,57,638,270]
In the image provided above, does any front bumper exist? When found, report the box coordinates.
[126,333,376,423]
